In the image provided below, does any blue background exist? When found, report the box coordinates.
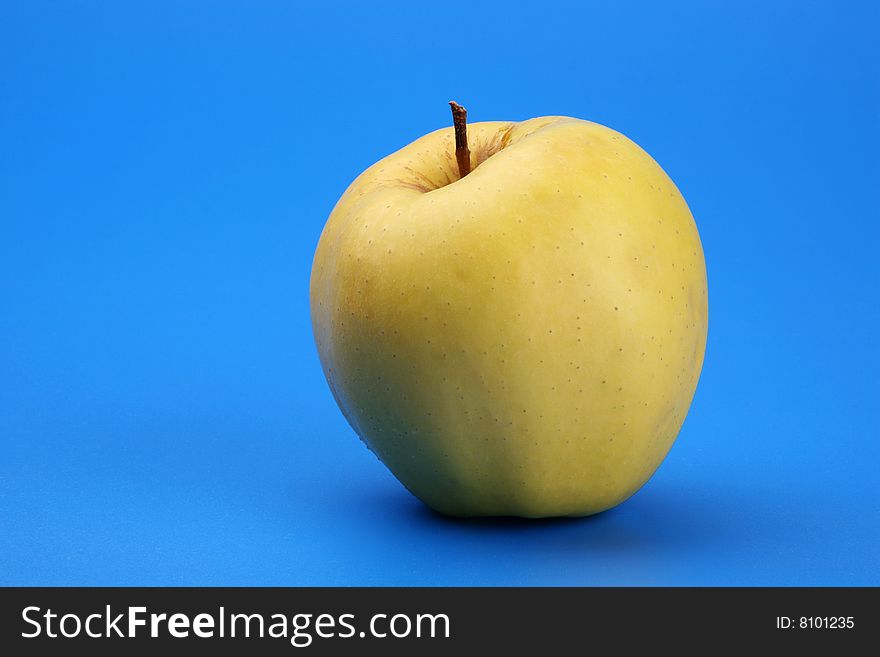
[2,1,878,586]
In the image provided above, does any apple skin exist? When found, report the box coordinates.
[310,117,707,517]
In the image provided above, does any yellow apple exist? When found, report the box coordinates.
[310,108,707,517]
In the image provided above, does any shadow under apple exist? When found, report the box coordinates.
[351,474,739,558]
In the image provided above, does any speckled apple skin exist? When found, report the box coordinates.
[310,117,708,517]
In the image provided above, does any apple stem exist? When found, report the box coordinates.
[449,101,471,179]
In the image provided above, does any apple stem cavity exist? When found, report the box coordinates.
[449,101,471,179]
